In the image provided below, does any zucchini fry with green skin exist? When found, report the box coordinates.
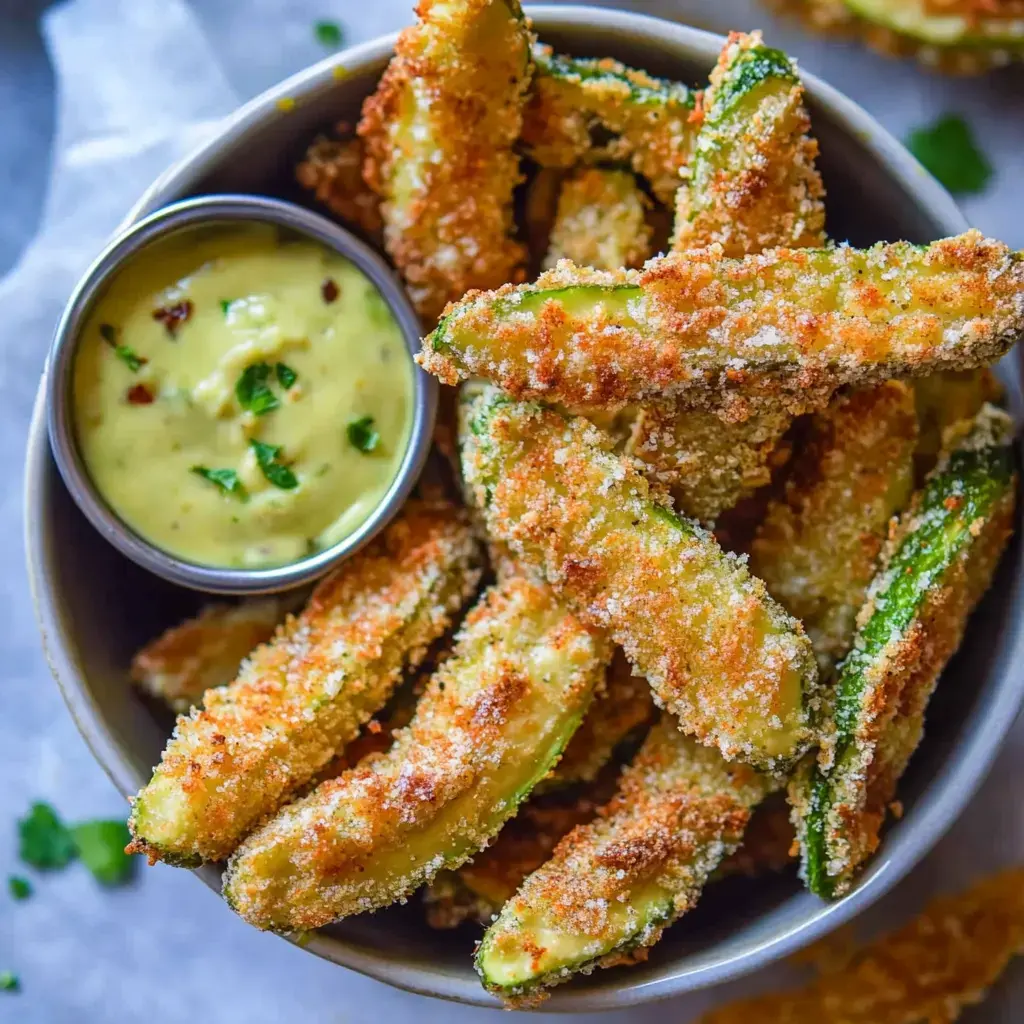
[913,368,1000,478]
[750,383,919,672]
[476,717,778,1005]
[793,404,1016,898]
[130,597,293,713]
[522,44,698,205]
[420,230,1024,414]
[127,501,482,866]
[357,0,532,322]
[673,32,825,256]
[544,168,653,272]
[462,387,819,769]
[223,575,608,930]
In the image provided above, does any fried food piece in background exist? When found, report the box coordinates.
[716,791,796,879]
[673,31,825,256]
[913,367,1000,478]
[127,501,482,866]
[295,135,383,242]
[793,405,1016,898]
[358,0,532,322]
[700,866,1024,1023]
[421,231,1024,414]
[522,44,698,205]
[463,387,819,769]
[223,575,608,931]
[770,0,1024,75]
[521,166,565,276]
[130,597,296,713]
[476,718,778,1006]
[750,383,918,673]
[543,168,653,271]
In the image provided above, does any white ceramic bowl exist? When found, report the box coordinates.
[25,6,1024,1011]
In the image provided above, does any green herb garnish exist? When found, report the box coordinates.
[906,114,993,196]
[236,363,280,416]
[276,362,298,389]
[314,19,344,48]
[251,440,299,490]
[0,972,18,992]
[220,299,234,316]
[346,416,380,453]
[18,803,76,870]
[71,821,134,886]
[191,466,248,501]
[99,323,146,372]
[8,877,31,901]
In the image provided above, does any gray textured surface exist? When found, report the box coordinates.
[1,1,1023,1021]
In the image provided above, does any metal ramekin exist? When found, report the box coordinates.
[46,194,435,594]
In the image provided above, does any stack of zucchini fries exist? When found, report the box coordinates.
[129,1,1023,1006]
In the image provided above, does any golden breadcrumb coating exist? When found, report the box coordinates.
[223,575,608,930]
[700,866,1024,1023]
[127,501,481,866]
[543,168,652,272]
[130,598,292,713]
[420,231,1024,416]
[295,135,383,240]
[358,0,531,322]
[463,389,819,768]
[673,32,826,257]
[476,717,777,1005]
[751,383,919,671]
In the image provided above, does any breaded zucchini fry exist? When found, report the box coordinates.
[420,231,1024,414]
[673,32,825,256]
[462,387,819,768]
[750,383,919,672]
[793,405,1016,897]
[913,367,1000,476]
[127,501,481,866]
[522,167,564,276]
[358,0,532,322]
[295,136,383,241]
[544,168,653,272]
[716,791,795,879]
[476,717,777,1005]
[223,575,608,930]
[130,598,292,713]
[522,44,698,204]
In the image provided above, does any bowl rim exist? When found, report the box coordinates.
[24,4,1024,1013]
[45,193,436,595]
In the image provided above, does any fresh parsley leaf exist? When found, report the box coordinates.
[251,440,299,490]
[275,362,298,389]
[71,821,134,886]
[236,363,280,416]
[220,299,234,316]
[191,466,248,501]
[346,416,380,453]
[906,114,993,196]
[0,972,18,992]
[18,803,77,870]
[314,19,344,48]
[99,323,146,372]
[8,877,31,901]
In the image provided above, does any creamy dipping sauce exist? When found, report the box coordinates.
[73,223,414,568]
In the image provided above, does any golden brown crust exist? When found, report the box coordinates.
[295,135,383,241]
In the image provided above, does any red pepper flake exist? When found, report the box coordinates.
[321,278,340,303]
[152,299,194,336]
[944,495,964,512]
[126,383,155,405]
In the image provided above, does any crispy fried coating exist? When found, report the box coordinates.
[421,231,1024,416]
[673,32,825,256]
[700,866,1024,1023]
[223,575,608,930]
[522,44,698,204]
[295,135,383,241]
[462,388,819,768]
[130,598,292,713]
[750,383,918,672]
[358,0,531,322]
[127,501,482,866]
[543,168,653,272]
[476,717,777,1005]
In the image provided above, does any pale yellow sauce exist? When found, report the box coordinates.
[73,223,414,568]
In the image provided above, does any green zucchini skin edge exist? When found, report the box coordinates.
[803,407,1015,898]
